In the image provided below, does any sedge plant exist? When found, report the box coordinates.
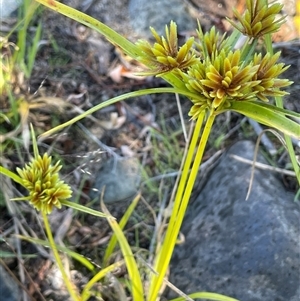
[1,0,299,300]
[0,125,108,301]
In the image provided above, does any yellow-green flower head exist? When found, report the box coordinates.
[228,0,286,38]
[16,153,72,214]
[195,26,228,61]
[136,21,198,75]
[252,52,293,101]
[182,49,260,119]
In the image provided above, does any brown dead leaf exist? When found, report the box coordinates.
[98,112,126,130]
[108,63,146,83]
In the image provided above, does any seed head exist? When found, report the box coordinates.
[136,21,198,75]
[16,153,72,214]
[227,0,286,38]
[252,52,293,101]
[182,49,261,118]
[195,25,228,60]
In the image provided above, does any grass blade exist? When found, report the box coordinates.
[103,193,141,265]
[34,0,143,58]
[101,201,144,301]
[81,260,124,301]
[169,292,239,301]
[17,235,95,271]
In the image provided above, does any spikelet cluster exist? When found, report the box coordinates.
[227,0,286,38]
[136,21,198,75]
[136,0,292,119]
[17,153,72,214]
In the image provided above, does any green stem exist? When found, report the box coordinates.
[180,112,215,212]
[171,112,205,220]
[240,37,258,64]
[42,211,81,301]
[30,124,40,158]
[148,111,215,301]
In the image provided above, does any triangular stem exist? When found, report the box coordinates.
[148,111,216,300]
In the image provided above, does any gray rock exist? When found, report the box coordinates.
[128,0,196,38]
[168,140,300,301]
[186,0,238,18]
[0,0,22,18]
[90,157,140,204]
[0,265,21,301]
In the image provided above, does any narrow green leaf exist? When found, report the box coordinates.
[34,0,143,58]
[0,251,37,258]
[253,101,300,119]
[101,201,144,301]
[30,123,39,158]
[17,235,95,271]
[227,101,300,139]
[39,87,199,138]
[0,166,23,186]
[81,261,124,301]
[169,292,239,301]
[61,200,108,218]
[27,21,42,77]
[103,193,141,266]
